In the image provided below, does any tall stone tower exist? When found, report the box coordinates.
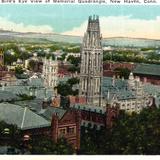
[42,57,58,89]
[79,15,103,107]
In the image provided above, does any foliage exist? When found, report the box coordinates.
[0,121,73,154]
[56,77,79,96]
[0,121,20,147]
[46,54,55,60]
[67,55,80,67]
[57,53,67,61]
[114,67,131,79]
[30,136,74,155]
[80,108,160,155]
[67,77,79,86]
[15,66,24,75]
[28,60,36,71]
[141,48,155,51]
[103,50,160,64]
[63,47,80,53]
[56,82,72,97]
[4,52,17,65]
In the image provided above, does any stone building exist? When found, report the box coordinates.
[103,73,154,114]
[79,15,103,107]
[42,57,58,89]
[133,63,160,85]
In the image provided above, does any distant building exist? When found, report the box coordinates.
[42,57,58,89]
[133,63,160,85]
[103,62,135,77]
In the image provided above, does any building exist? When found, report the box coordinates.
[102,73,154,114]
[0,102,51,136]
[71,103,119,129]
[133,63,160,85]
[0,101,81,151]
[50,108,81,150]
[103,62,135,77]
[42,57,58,89]
[79,15,103,107]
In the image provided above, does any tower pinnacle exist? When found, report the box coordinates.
[79,15,103,107]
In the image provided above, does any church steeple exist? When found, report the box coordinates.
[83,15,101,48]
[79,15,103,107]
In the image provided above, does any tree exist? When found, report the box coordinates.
[67,56,80,67]
[56,82,72,96]
[114,67,131,79]
[67,77,79,86]
[68,66,80,73]
[28,60,36,71]
[80,108,160,155]
[30,136,73,155]
[56,78,79,97]
[0,121,20,147]
[15,66,24,75]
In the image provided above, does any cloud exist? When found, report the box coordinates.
[62,16,160,39]
[0,17,54,33]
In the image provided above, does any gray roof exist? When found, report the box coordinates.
[0,90,20,101]
[15,99,44,113]
[133,63,160,76]
[17,78,44,88]
[0,85,53,99]
[28,78,44,88]
[102,77,136,101]
[71,104,106,114]
[40,107,66,120]
[0,103,50,130]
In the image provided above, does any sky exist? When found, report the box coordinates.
[0,5,160,39]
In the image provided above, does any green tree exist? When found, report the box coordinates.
[28,60,36,71]
[15,66,24,75]
[67,56,80,67]
[114,67,131,79]
[80,108,160,155]
[30,136,73,155]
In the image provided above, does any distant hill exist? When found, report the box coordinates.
[1,30,160,47]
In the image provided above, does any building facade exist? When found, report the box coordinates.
[103,73,154,114]
[79,15,103,107]
[42,57,58,89]
[51,110,81,150]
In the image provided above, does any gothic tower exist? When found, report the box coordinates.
[79,15,103,107]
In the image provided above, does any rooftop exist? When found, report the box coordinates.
[133,63,160,76]
[39,107,67,120]
[0,103,50,130]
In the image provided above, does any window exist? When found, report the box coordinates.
[67,127,75,134]
[59,128,66,135]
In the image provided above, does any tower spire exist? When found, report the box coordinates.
[79,15,103,107]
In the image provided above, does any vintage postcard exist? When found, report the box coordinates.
[0,2,160,157]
